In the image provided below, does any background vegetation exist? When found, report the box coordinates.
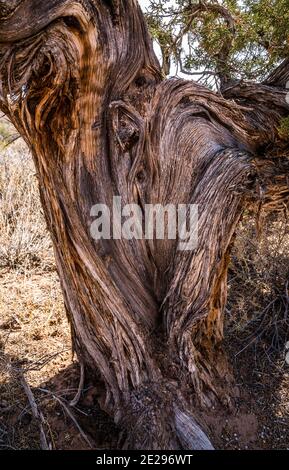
[144,0,289,88]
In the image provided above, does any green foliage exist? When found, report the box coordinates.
[0,119,19,150]
[144,0,289,86]
[278,116,289,139]
[0,121,12,143]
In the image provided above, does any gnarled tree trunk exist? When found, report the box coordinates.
[0,0,288,449]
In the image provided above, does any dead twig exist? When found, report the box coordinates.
[38,388,93,448]
[18,371,50,450]
[70,362,85,407]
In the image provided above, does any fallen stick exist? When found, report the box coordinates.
[70,362,85,407]
[19,371,50,450]
[39,388,93,448]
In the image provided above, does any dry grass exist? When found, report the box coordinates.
[0,120,73,449]
[0,270,72,449]
[226,211,289,359]
[224,212,289,450]
[0,124,53,270]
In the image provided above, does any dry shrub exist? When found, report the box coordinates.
[0,139,53,270]
[226,210,289,359]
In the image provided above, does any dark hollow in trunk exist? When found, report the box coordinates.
[0,0,288,449]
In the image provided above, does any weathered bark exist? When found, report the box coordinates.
[0,0,288,449]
